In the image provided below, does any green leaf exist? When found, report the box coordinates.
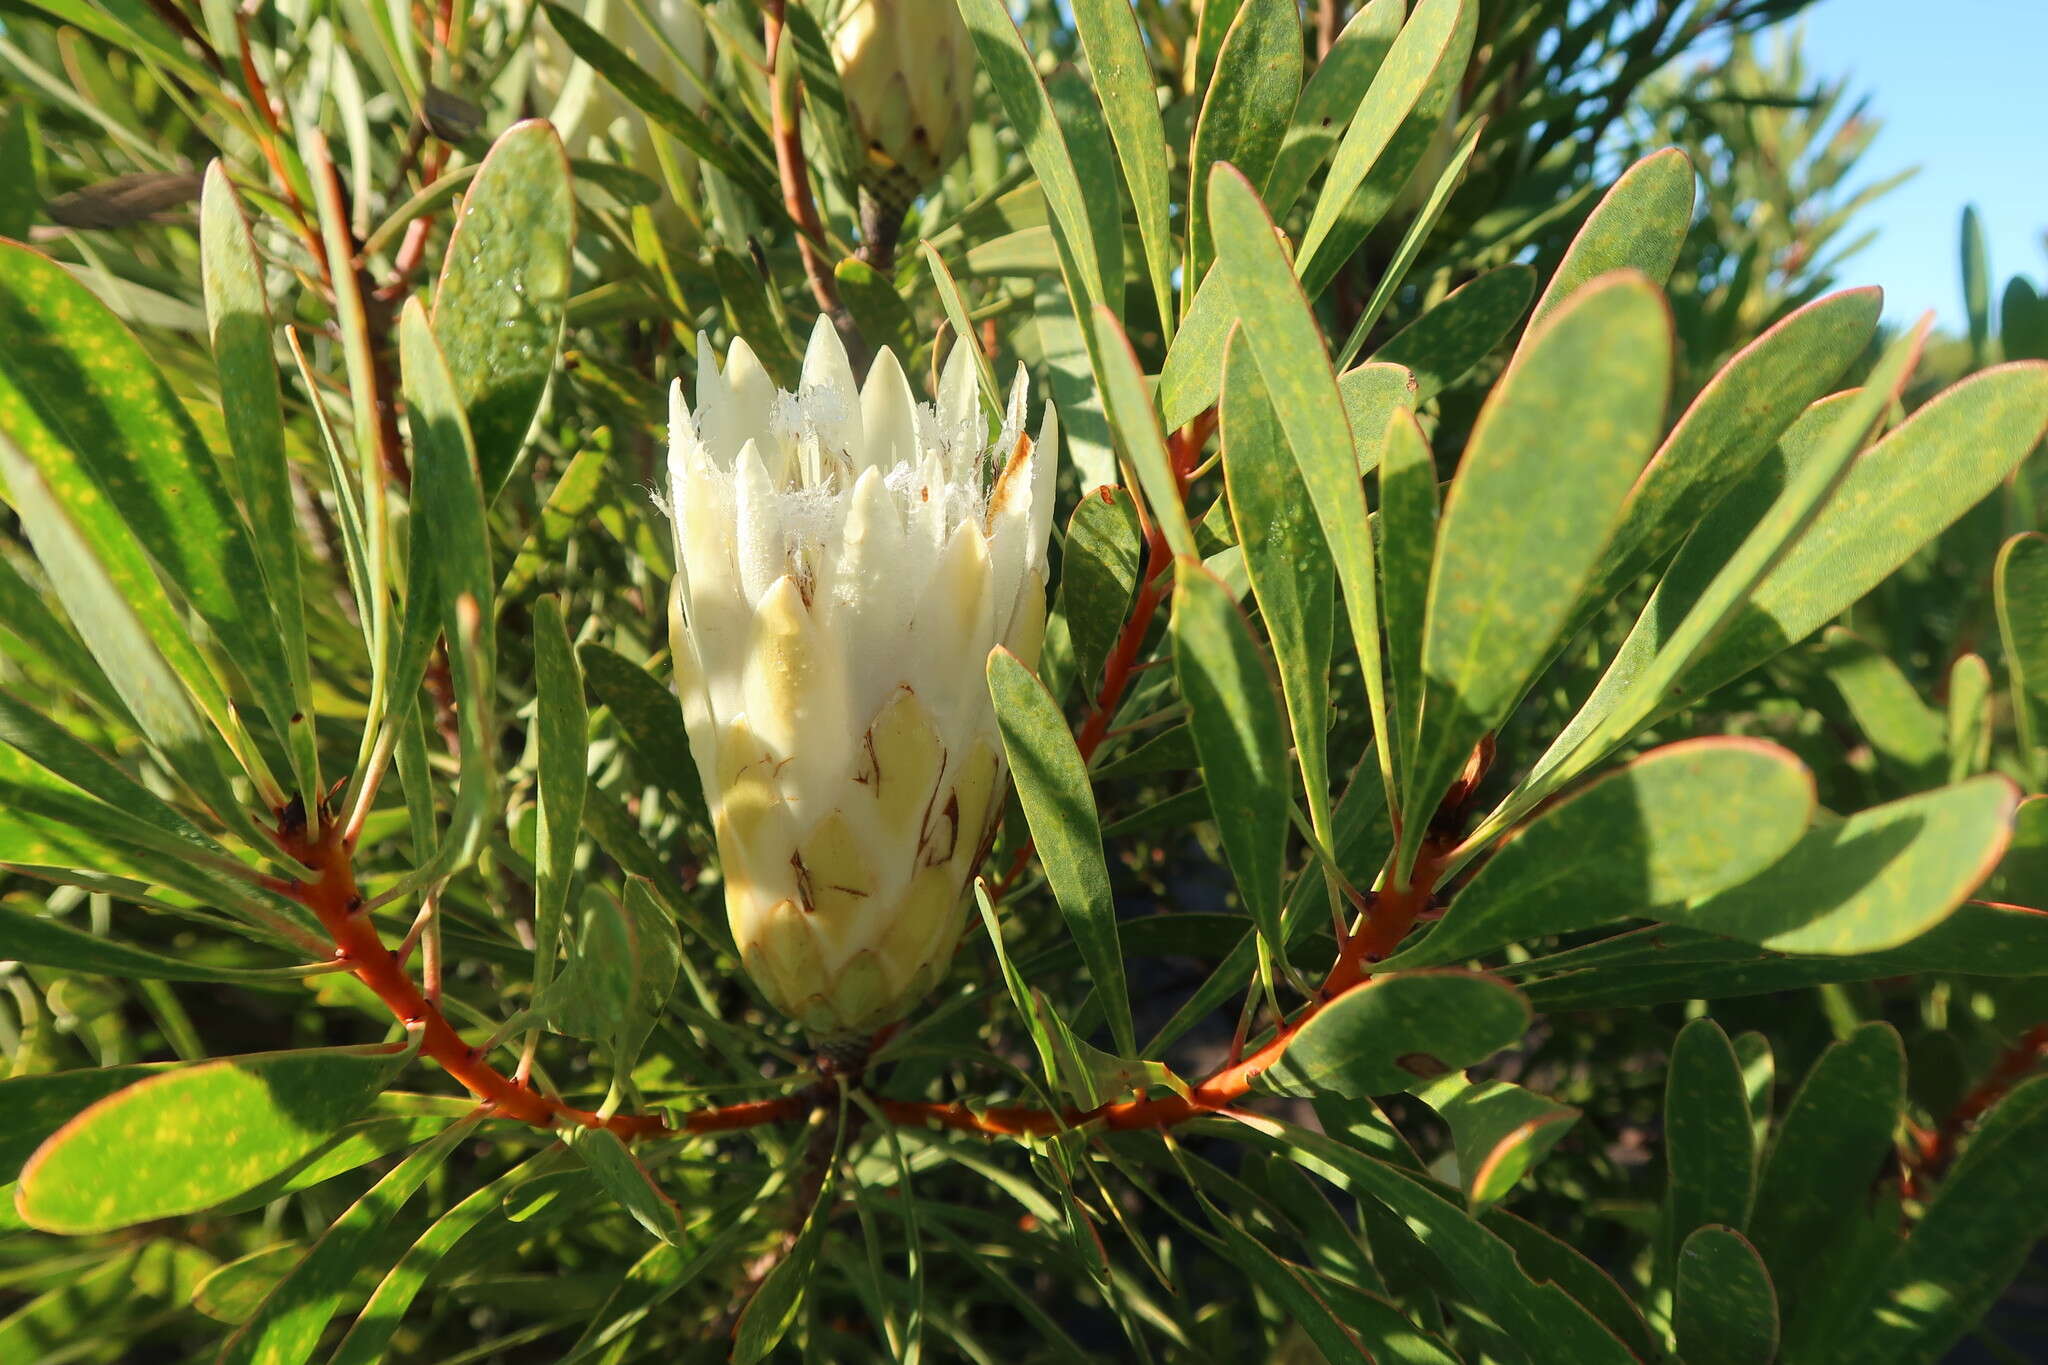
[1376,409,1437,781]
[1816,627,1945,782]
[1222,332,1336,825]
[1032,988,1185,1108]
[1090,307,1192,556]
[1669,361,2048,710]
[1221,1115,1639,1363]
[1401,273,1671,875]
[0,1064,168,1177]
[15,1041,414,1233]
[1991,795,2047,907]
[1338,360,1420,472]
[1996,532,2048,780]
[1830,1077,2048,1365]
[1071,0,1175,330]
[430,120,572,495]
[1260,971,1531,1098]
[1674,1226,1779,1365]
[1332,115,1485,369]
[1945,653,1992,782]
[1372,264,1536,405]
[834,258,918,361]
[211,1112,462,1215]
[1669,776,2020,955]
[734,1131,840,1363]
[193,1245,320,1325]
[1481,1207,1660,1361]
[956,0,1121,312]
[988,648,1135,1056]
[0,549,123,718]
[1413,1071,1578,1210]
[580,642,706,824]
[1664,1019,1756,1270]
[1061,488,1144,693]
[1516,326,1926,824]
[200,161,317,804]
[1582,287,1883,620]
[1171,561,1291,952]
[1390,739,1815,969]
[1264,0,1405,217]
[1520,901,2048,1010]
[2004,275,2048,361]
[1296,0,1469,297]
[0,242,281,814]
[1210,164,1397,815]
[501,443,610,600]
[1157,268,1231,431]
[1185,0,1301,288]
[1186,1180,1369,1361]
[0,1239,217,1355]
[0,688,225,857]
[218,1112,482,1365]
[393,296,497,742]
[533,595,588,1009]
[540,883,678,1076]
[1746,1022,1904,1317]
[1525,148,1696,335]
[540,3,779,211]
[1962,204,1992,364]
[0,902,304,983]
[563,1126,687,1245]
[0,104,33,240]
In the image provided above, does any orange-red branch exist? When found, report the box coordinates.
[1914,1006,2048,1174]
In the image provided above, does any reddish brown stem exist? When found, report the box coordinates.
[1915,1005,2048,1174]
[764,0,850,335]
[991,412,1216,897]
[287,820,814,1140]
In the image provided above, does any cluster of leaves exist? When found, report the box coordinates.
[1,1,2047,1362]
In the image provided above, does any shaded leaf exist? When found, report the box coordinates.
[988,648,1134,1056]
[1172,561,1291,950]
[1373,264,1536,405]
[1746,1022,1904,1318]
[1831,1077,2048,1365]
[1261,971,1530,1098]
[1393,739,1814,968]
[1222,331,1336,822]
[1664,1019,1756,1268]
[1669,776,2019,955]
[1674,1226,1779,1365]
[1401,274,1672,873]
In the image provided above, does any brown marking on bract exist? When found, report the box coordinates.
[853,728,880,786]
[923,790,962,867]
[1395,1052,1450,1080]
[790,850,817,915]
[986,433,1036,530]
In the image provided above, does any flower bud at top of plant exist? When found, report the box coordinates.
[830,0,980,205]
[666,318,1056,1039]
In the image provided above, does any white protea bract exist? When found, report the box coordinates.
[667,319,1055,1038]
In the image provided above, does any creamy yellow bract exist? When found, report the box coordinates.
[666,319,1056,1039]
[831,0,979,200]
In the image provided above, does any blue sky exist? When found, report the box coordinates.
[1794,0,2048,329]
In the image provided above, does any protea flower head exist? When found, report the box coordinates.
[830,0,979,205]
[666,318,1056,1040]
